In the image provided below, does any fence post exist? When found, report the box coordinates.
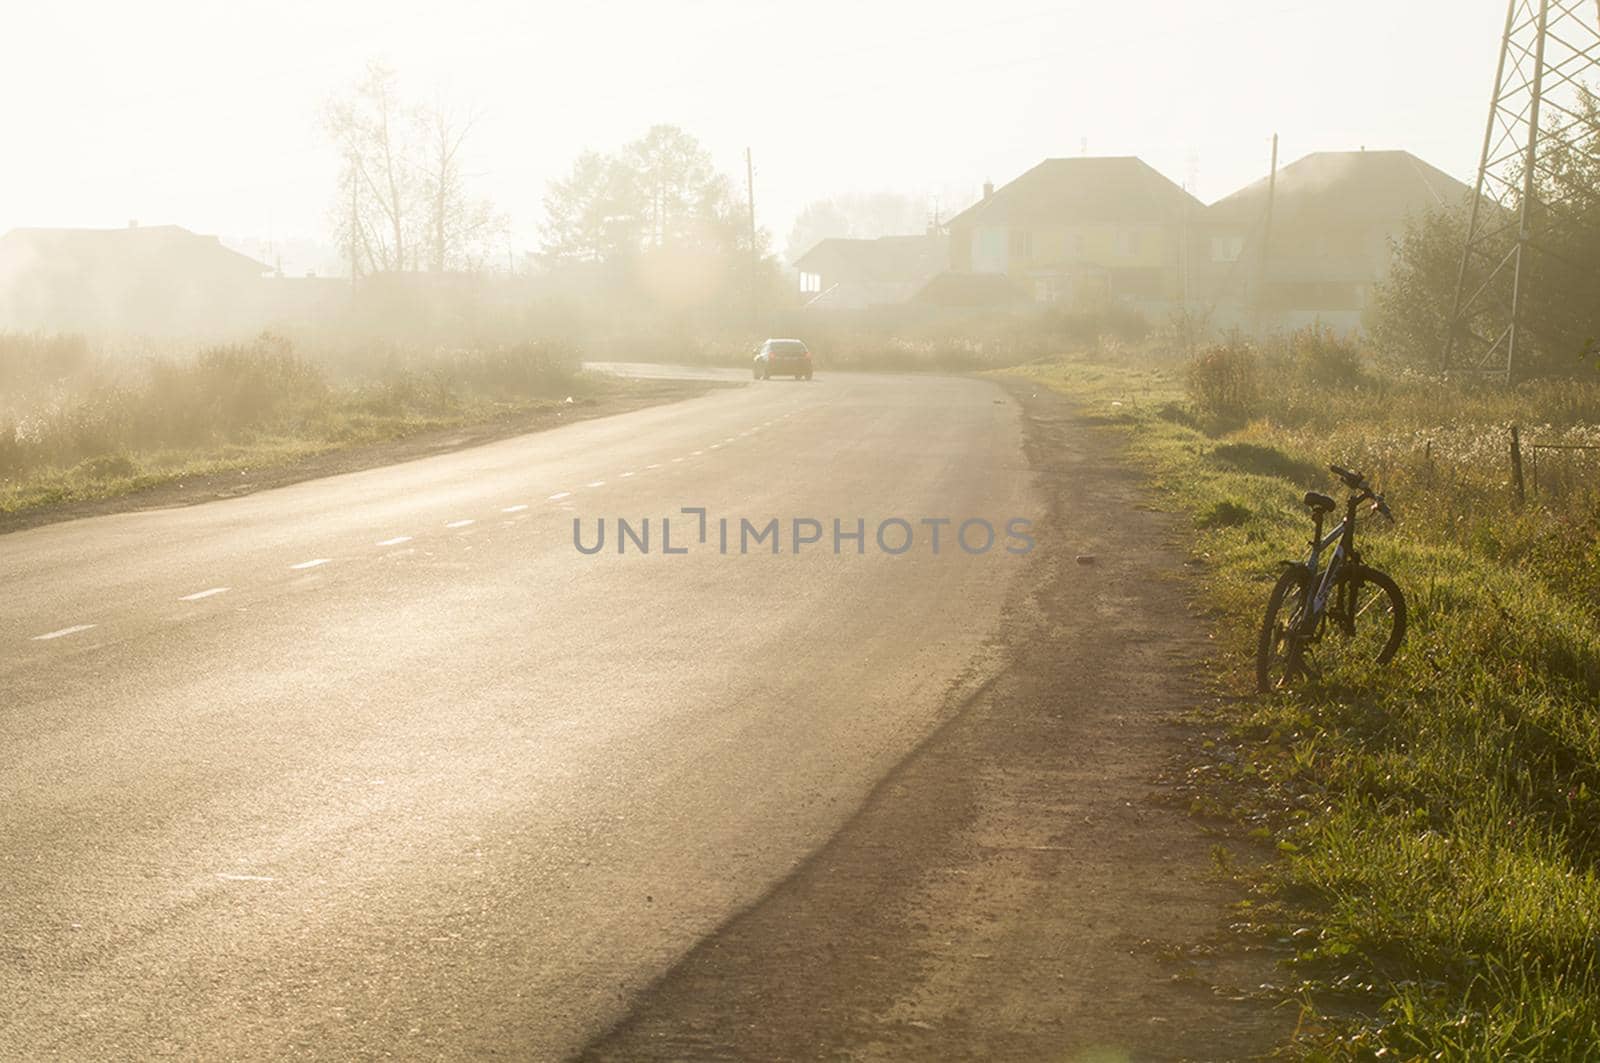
[1510,424,1526,506]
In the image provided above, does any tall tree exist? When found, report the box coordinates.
[325,64,501,275]
[326,63,418,274]
[539,151,642,266]
[417,100,503,271]
[625,125,727,251]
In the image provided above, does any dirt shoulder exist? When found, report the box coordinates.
[577,376,1291,1061]
[0,378,725,537]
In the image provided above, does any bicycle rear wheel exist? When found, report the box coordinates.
[1304,563,1406,681]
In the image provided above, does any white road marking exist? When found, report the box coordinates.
[377,536,413,547]
[446,519,475,529]
[290,559,330,570]
[32,624,95,641]
[179,587,229,602]
[690,450,704,456]
[502,504,530,513]
[548,491,572,501]
[645,463,662,469]
[215,873,275,883]
[619,471,635,478]
[671,457,684,463]
[723,437,735,443]
[585,480,606,488]
[708,444,722,450]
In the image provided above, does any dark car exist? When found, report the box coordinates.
[753,338,813,381]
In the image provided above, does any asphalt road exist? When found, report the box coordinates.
[0,370,1036,1059]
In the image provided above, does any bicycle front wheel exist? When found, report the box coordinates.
[1310,563,1406,679]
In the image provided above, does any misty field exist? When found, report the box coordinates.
[0,332,584,514]
[1020,345,1600,1058]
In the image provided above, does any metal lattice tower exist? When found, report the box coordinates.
[1444,0,1600,377]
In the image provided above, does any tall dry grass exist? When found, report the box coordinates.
[0,331,582,507]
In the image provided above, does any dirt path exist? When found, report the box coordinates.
[579,377,1290,1061]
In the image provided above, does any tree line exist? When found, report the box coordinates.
[323,63,775,308]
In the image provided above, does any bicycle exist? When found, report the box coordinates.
[1256,464,1407,692]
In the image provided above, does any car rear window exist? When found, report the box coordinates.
[768,341,807,354]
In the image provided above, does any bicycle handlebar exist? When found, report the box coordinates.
[1330,464,1367,490]
[1329,463,1396,522]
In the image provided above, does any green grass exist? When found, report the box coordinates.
[1012,356,1600,1059]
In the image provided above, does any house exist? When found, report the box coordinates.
[943,157,1203,313]
[912,271,1030,309]
[793,233,948,309]
[1202,149,1474,333]
[0,223,271,334]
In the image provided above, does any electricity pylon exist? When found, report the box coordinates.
[1444,0,1600,377]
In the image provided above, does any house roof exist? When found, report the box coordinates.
[947,157,1203,228]
[1206,150,1473,225]
[913,271,1030,308]
[792,234,946,283]
[0,224,271,280]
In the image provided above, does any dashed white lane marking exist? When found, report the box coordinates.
[671,457,684,463]
[377,536,413,547]
[290,559,330,570]
[690,450,704,456]
[215,873,275,883]
[619,471,635,478]
[723,437,736,443]
[179,587,229,602]
[708,444,722,450]
[646,463,662,469]
[585,480,606,488]
[32,624,95,641]
[502,504,530,513]
[446,519,475,529]
[548,491,572,501]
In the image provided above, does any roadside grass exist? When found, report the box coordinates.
[1011,355,1600,1058]
[0,332,590,515]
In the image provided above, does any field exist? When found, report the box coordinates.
[1016,346,1600,1058]
[0,332,595,516]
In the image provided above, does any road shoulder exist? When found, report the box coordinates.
[0,378,726,536]
[579,376,1291,1061]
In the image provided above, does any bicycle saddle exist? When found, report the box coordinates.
[1303,491,1336,513]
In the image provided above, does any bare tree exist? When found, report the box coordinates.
[326,64,501,276]
[417,100,504,272]
[326,63,418,274]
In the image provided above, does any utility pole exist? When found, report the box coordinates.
[1253,133,1279,334]
[746,147,758,323]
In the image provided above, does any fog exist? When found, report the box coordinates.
[4,0,1503,258]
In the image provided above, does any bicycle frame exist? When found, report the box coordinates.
[1306,519,1347,619]
[1299,495,1364,632]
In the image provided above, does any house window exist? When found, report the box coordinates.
[1210,235,1244,263]
[800,271,822,293]
[1009,229,1033,262]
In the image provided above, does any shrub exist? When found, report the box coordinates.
[1289,325,1365,387]
[1187,341,1261,426]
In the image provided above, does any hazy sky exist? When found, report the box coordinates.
[2,0,1509,263]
